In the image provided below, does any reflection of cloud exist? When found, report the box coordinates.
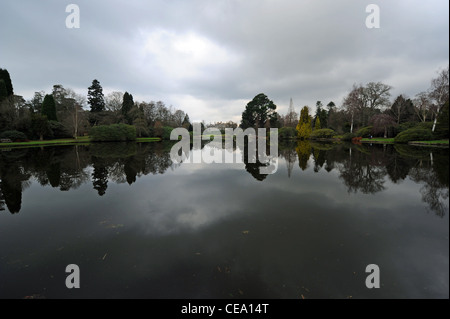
[126,156,432,236]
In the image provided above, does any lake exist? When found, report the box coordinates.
[0,141,448,299]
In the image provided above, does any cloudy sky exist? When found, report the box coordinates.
[1,0,448,123]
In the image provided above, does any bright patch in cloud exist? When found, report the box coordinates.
[135,29,239,82]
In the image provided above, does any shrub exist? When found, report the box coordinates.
[341,132,356,141]
[355,126,373,138]
[162,126,174,140]
[310,128,337,139]
[394,128,433,143]
[415,122,434,130]
[434,100,449,139]
[49,121,72,138]
[279,127,297,139]
[0,130,28,141]
[90,124,136,142]
[396,122,418,134]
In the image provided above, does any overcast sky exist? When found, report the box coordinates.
[1,0,448,123]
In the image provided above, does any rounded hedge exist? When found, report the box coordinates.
[0,130,28,141]
[341,132,356,141]
[394,128,433,143]
[279,127,297,139]
[355,126,373,138]
[90,124,136,142]
[310,128,337,139]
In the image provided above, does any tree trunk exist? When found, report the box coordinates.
[350,113,354,133]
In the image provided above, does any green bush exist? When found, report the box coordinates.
[90,124,136,142]
[394,128,433,143]
[341,132,356,141]
[279,127,297,139]
[355,126,373,138]
[434,101,449,139]
[415,122,434,130]
[396,122,418,134]
[49,121,72,138]
[162,126,174,140]
[0,130,28,141]
[310,128,337,139]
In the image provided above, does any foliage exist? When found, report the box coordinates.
[240,93,279,129]
[314,101,327,128]
[0,130,28,141]
[162,126,174,140]
[390,94,415,124]
[0,68,13,96]
[434,100,449,139]
[296,106,312,140]
[370,114,396,138]
[89,124,136,142]
[310,128,337,139]
[133,117,148,137]
[355,126,373,137]
[314,117,321,130]
[31,114,51,140]
[49,120,72,138]
[341,132,356,141]
[394,128,433,143]
[41,94,58,121]
[182,114,192,131]
[122,92,134,124]
[279,127,297,139]
[295,140,312,171]
[0,79,7,101]
[154,121,163,137]
[396,121,418,134]
[88,79,105,112]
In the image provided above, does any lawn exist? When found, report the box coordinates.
[0,136,161,148]
[408,140,449,145]
[361,137,395,143]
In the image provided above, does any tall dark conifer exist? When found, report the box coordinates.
[41,94,58,121]
[122,92,134,124]
[0,68,13,96]
[88,79,105,112]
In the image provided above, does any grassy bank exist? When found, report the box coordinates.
[361,138,395,144]
[361,137,448,146]
[0,136,162,149]
[408,140,449,147]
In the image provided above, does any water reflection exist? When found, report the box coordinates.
[0,142,176,213]
[0,140,448,216]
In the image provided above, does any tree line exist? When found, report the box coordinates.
[0,70,194,141]
[239,66,449,141]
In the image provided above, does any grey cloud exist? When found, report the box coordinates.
[0,0,448,122]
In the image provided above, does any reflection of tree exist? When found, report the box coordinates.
[338,145,387,194]
[295,141,311,171]
[0,152,31,214]
[0,142,180,211]
[91,156,109,196]
[279,141,297,178]
[243,143,268,181]
[385,148,413,183]
[0,186,5,212]
[312,148,326,173]
[124,159,137,185]
[409,151,449,217]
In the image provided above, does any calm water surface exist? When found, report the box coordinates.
[0,141,448,298]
